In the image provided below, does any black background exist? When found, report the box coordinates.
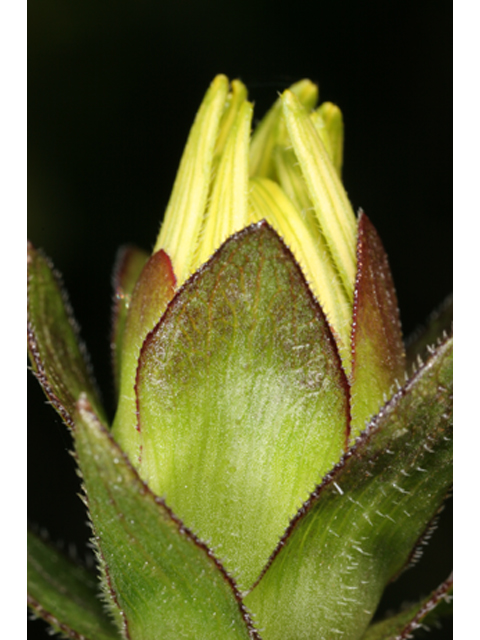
[28,0,452,637]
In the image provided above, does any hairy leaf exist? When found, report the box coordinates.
[27,241,106,427]
[74,396,259,640]
[27,530,120,640]
[406,295,453,371]
[350,212,406,439]
[245,335,452,640]
[362,573,452,640]
[136,222,349,589]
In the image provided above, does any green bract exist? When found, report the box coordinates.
[28,76,453,640]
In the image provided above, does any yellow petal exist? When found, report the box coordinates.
[214,79,248,163]
[153,74,229,284]
[248,176,352,372]
[273,144,311,215]
[249,79,318,179]
[313,102,344,176]
[282,90,357,299]
[194,100,253,269]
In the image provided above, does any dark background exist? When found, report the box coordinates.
[28,0,452,637]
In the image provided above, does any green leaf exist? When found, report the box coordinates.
[27,241,106,427]
[27,529,120,640]
[74,396,259,640]
[362,573,452,640]
[112,249,176,462]
[135,222,349,590]
[244,335,452,640]
[110,245,149,395]
[406,295,453,371]
[350,212,406,439]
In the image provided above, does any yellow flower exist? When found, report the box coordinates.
[27,75,453,640]
[154,74,357,372]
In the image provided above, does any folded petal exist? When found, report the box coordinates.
[314,101,344,176]
[282,90,357,297]
[195,98,253,266]
[249,79,318,179]
[154,74,229,285]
